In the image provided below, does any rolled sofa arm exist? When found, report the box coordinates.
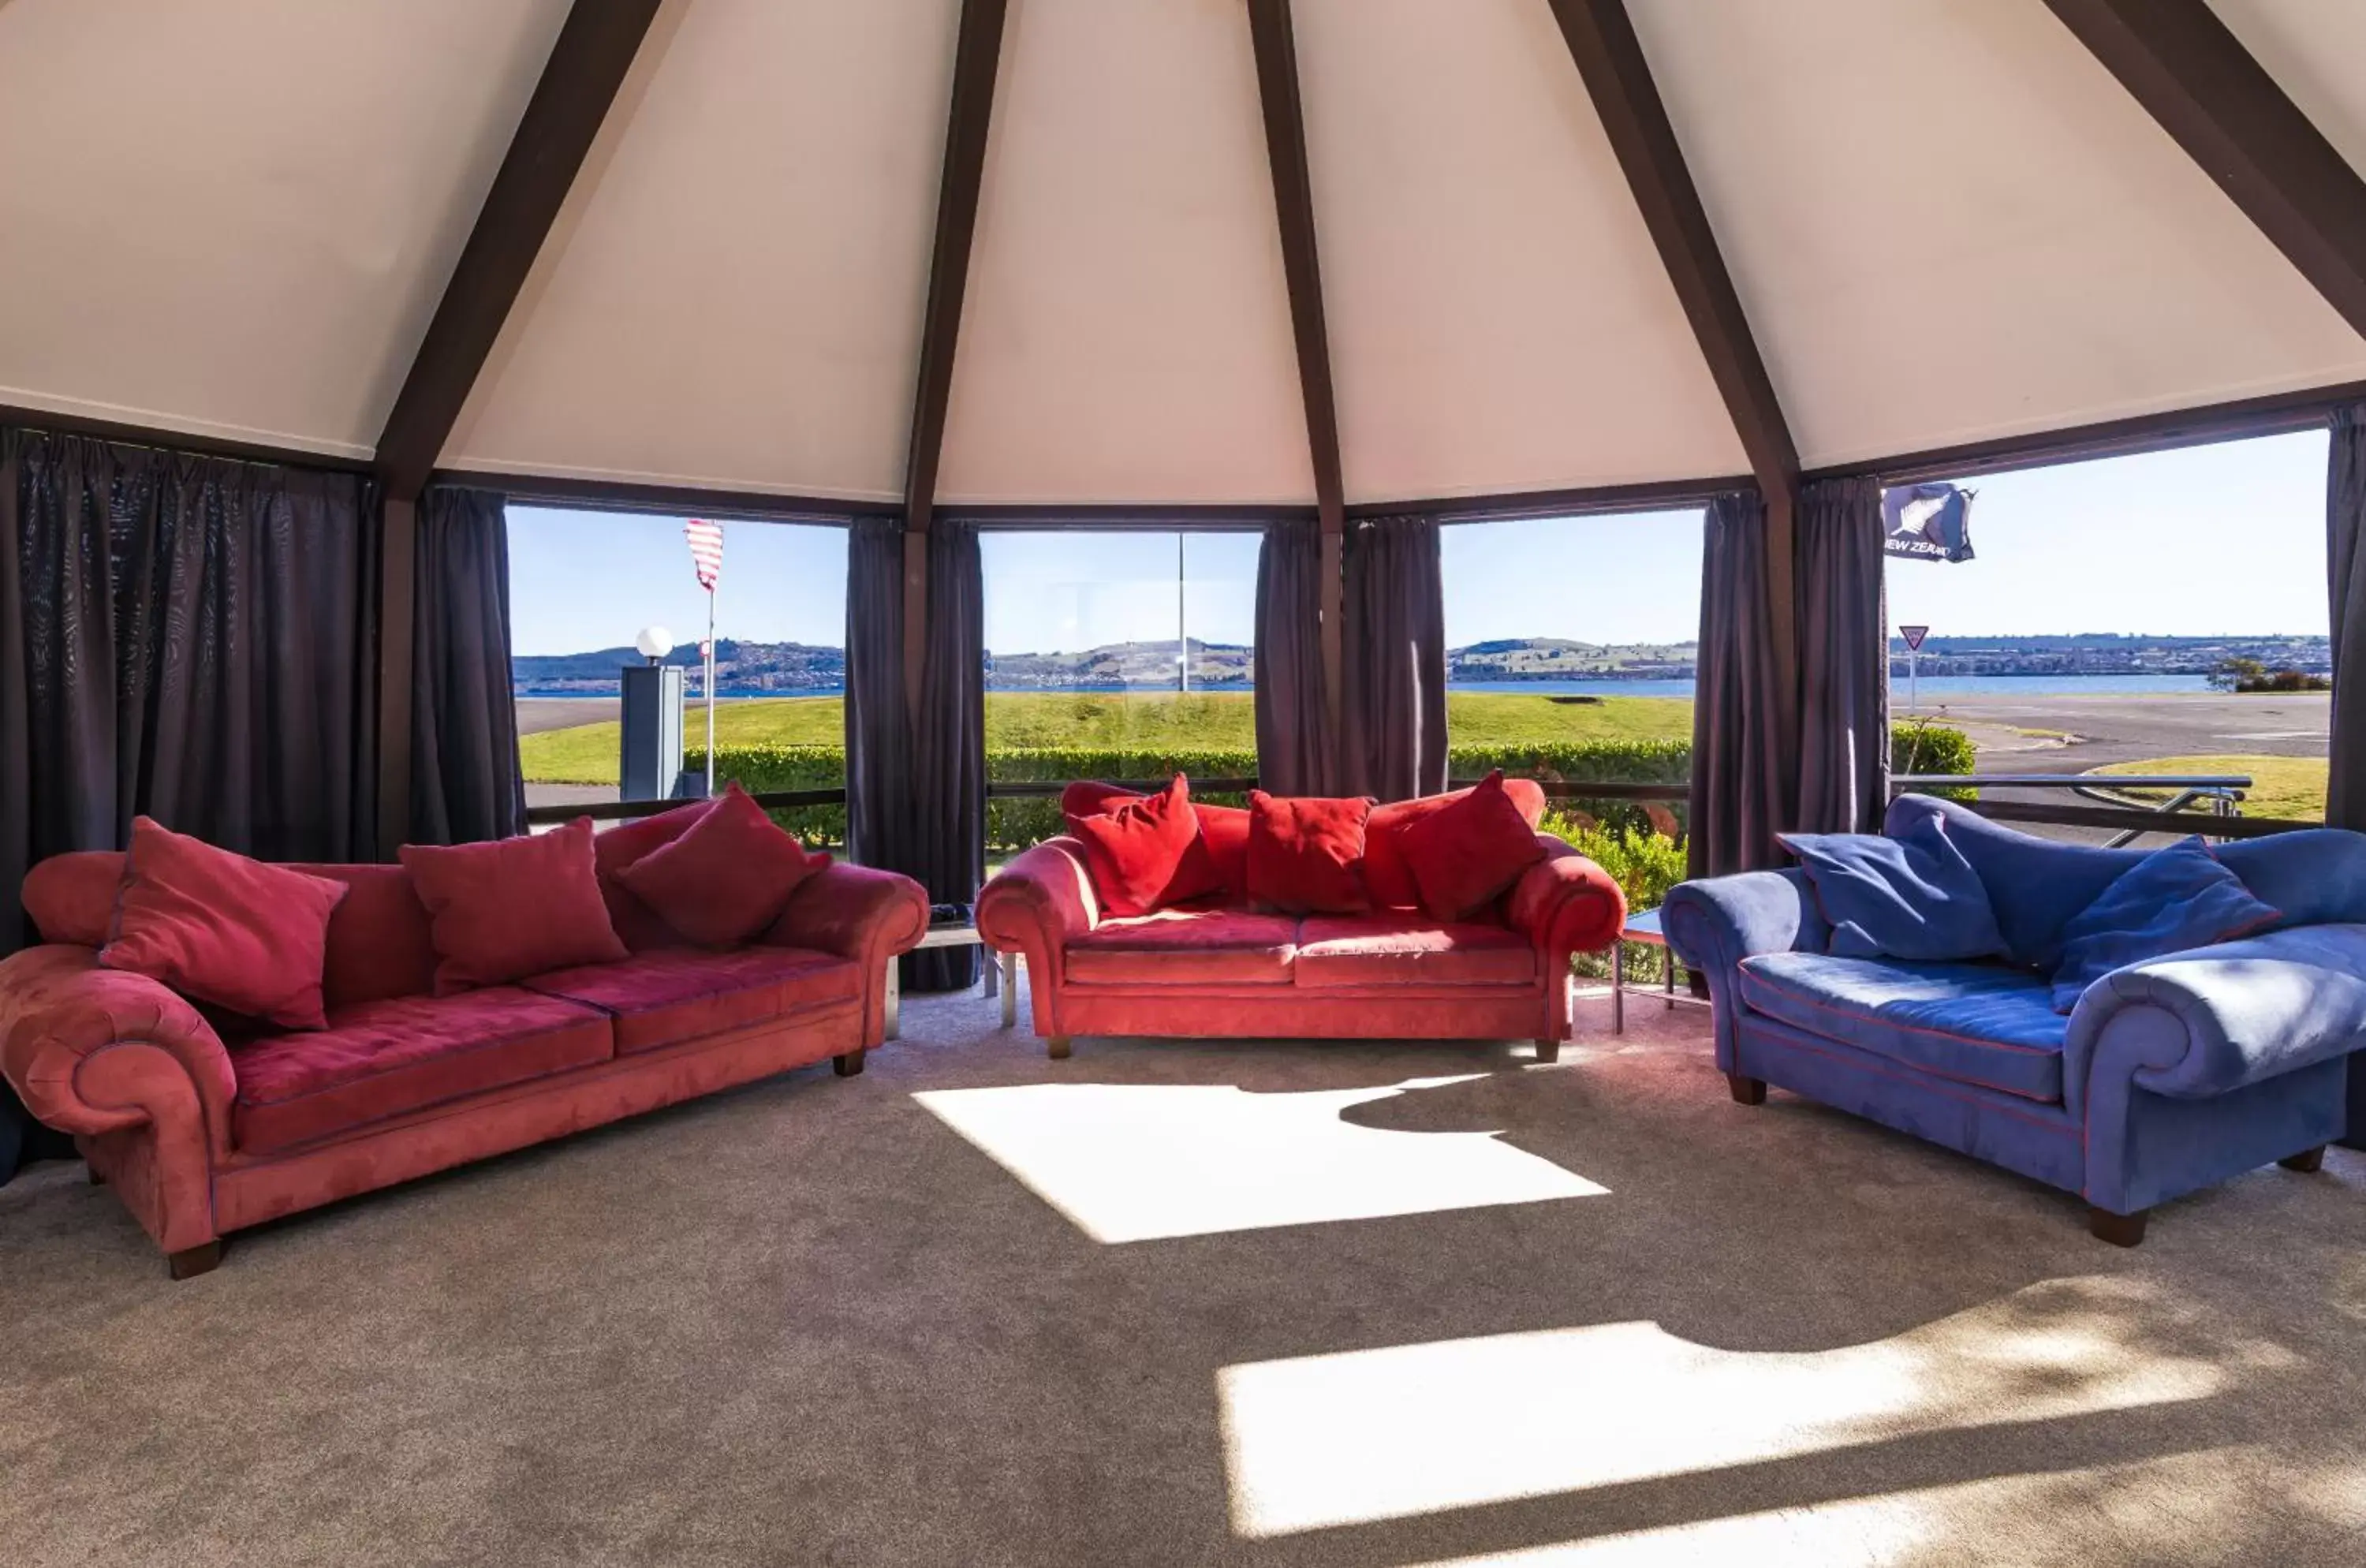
[1508,838,1625,959]
[763,861,930,1047]
[1659,868,1826,978]
[2066,925,2366,1112]
[976,839,1101,1036]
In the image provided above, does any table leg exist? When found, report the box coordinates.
[1663,948,1677,1012]
[1000,951,1018,1029]
[884,960,901,1042]
[1612,942,1625,1035]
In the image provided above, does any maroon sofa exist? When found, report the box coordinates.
[977,816,1625,1061]
[0,846,925,1278]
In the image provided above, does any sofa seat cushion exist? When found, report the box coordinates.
[1736,952,2067,1103]
[1293,913,1536,987]
[526,946,862,1055]
[232,989,614,1155]
[1065,908,1299,986]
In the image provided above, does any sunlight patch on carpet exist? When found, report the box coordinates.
[911,1077,1604,1242]
[1219,1276,2253,1538]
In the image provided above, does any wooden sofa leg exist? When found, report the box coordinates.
[2088,1207,2149,1248]
[1534,1036,1561,1064]
[1047,1036,1072,1061]
[167,1241,222,1280]
[2279,1145,2327,1173]
[1726,1073,1766,1105]
[87,1162,105,1185]
[833,1049,866,1077]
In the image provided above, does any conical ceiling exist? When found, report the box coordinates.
[2,0,2363,502]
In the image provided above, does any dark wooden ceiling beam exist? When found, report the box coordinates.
[2044,0,2366,345]
[371,1,663,502]
[1247,0,1347,539]
[901,0,1011,539]
[1545,0,1797,498]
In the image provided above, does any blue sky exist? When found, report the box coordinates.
[506,427,2332,657]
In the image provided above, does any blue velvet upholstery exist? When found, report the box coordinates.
[2048,837,2282,1012]
[1668,800,2366,1233]
[1777,813,2006,963]
[1737,953,2065,1101]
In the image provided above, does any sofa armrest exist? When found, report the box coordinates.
[1659,868,1825,977]
[763,862,929,1046]
[2066,924,2366,1111]
[0,946,236,1153]
[976,841,1099,1035]
[1507,838,1626,958]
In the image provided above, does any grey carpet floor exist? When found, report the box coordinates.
[4,988,2364,1568]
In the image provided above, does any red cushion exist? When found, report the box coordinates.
[1065,907,1299,985]
[301,864,439,1007]
[21,849,126,946]
[1397,771,1548,921]
[230,987,614,1154]
[1293,913,1536,987]
[526,945,861,1055]
[594,798,720,950]
[98,818,349,1030]
[400,819,629,995]
[1365,778,1547,909]
[615,784,828,946]
[1062,782,1249,898]
[1063,775,1221,917]
[1245,792,1372,915]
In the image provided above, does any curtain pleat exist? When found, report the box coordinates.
[1341,515,1447,801]
[407,487,524,846]
[907,520,985,991]
[1252,517,1330,795]
[1689,490,1790,879]
[1794,477,1890,835]
[2,427,379,1178]
[844,515,910,873]
[2325,405,2366,1148]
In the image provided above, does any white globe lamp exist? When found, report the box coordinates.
[634,626,673,664]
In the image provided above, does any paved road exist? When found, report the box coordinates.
[517,697,620,736]
[1900,692,2329,771]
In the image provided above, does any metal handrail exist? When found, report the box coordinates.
[1893,773,2253,790]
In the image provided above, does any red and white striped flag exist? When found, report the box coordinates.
[685,518,724,590]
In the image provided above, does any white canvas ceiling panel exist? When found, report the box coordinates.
[2208,0,2366,182]
[0,0,569,457]
[1628,0,2366,470]
[934,0,1315,506]
[443,0,961,501]
[1295,0,1745,502]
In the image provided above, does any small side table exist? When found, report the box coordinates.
[1610,907,1709,1034]
[883,922,1019,1040]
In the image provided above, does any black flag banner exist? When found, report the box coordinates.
[1881,482,1976,563]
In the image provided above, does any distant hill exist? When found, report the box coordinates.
[513,639,842,694]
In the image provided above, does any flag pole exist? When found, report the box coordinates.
[704,583,717,797]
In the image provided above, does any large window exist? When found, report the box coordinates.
[1887,430,2331,826]
[980,528,1259,849]
[506,506,849,844]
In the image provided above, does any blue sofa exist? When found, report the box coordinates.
[1663,795,2366,1244]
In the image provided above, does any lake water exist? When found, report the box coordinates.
[520,674,2237,701]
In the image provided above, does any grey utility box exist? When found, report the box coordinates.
[619,663,687,804]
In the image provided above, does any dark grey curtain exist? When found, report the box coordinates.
[1794,477,1889,835]
[907,520,985,991]
[2326,406,2366,1148]
[1689,490,1791,879]
[1341,515,1447,801]
[844,514,910,873]
[2,427,378,1178]
[1253,517,1330,795]
[408,487,524,846]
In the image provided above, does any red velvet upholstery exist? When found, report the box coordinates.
[527,946,860,1054]
[401,819,630,994]
[231,989,614,1155]
[100,817,350,1029]
[762,861,932,1047]
[616,783,828,946]
[1365,778,1548,909]
[1063,775,1221,916]
[21,851,126,946]
[1246,792,1373,914]
[1194,804,1251,898]
[1067,909,1298,986]
[593,800,718,951]
[1294,913,1536,987]
[1397,771,1548,921]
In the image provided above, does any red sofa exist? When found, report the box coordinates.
[0,845,926,1279]
[976,793,1625,1060]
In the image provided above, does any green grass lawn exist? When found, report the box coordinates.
[2095,754,2327,822]
[517,691,1696,785]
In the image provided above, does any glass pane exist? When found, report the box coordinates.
[507,506,850,846]
[981,529,1260,853]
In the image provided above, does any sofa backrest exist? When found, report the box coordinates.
[21,849,439,1008]
[1885,794,2366,969]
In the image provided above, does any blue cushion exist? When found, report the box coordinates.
[2048,837,2282,1013]
[1778,814,2006,964]
[1736,952,2067,1102]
